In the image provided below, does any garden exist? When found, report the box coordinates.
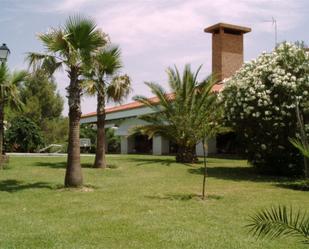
[0,14,309,249]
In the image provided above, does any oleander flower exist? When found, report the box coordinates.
[221,42,309,176]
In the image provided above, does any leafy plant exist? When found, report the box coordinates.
[133,64,219,164]
[247,205,309,244]
[289,101,309,178]
[0,63,27,156]
[6,117,44,152]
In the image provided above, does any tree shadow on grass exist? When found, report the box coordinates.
[126,157,192,167]
[0,179,53,193]
[34,161,116,169]
[188,166,285,183]
[145,193,223,201]
[275,180,309,192]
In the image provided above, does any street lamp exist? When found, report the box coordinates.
[0,43,10,62]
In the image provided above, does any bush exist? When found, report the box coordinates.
[221,42,309,176]
[6,117,44,152]
[279,179,309,191]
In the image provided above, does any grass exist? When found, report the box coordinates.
[0,154,308,249]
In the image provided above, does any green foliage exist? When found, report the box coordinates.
[28,15,107,76]
[289,102,309,178]
[80,124,96,145]
[6,117,44,152]
[280,179,309,191]
[20,70,63,122]
[0,63,27,110]
[6,69,65,146]
[80,125,120,153]
[83,45,131,102]
[247,205,309,244]
[222,42,309,176]
[133,64,220,162]
[41,117,69,145]
[106,128,120,153]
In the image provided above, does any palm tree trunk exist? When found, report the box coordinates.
[176,145,197,163]
[65,69,83,187]
[94,92,107,168]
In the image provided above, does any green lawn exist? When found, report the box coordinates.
[0,155,308,249]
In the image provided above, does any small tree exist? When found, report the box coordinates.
[0,63,27,156]
[199,119,229,199]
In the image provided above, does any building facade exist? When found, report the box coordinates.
[80,22,251,156]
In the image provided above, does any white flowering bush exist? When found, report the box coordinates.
[222,42,309,175]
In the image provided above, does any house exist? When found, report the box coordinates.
[80,22,251,156]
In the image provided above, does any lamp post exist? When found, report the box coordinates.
[0,43,10,63]
[0,43,10,161]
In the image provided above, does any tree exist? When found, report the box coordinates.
[222,42,309,176]
[198,109,229,199]
[6,117,44,152]
[28,16,107,187]
[247,205,309,245]
[20,69,63,123]
[6,68,65,146]
[133,65,217,163]
[42,117,69,146]
[84,46,130,168]
[0,63,27,156]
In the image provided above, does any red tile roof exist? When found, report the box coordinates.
[82,83,224,118]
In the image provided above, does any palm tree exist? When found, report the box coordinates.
[0,63,27,159]
[247,205,309,245]
[133,64,217,163]
[84,46,130,168]
[289,102,309,178]
[28,16,107,187]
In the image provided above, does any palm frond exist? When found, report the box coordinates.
[106,74,131,103]
[64,15,107,53]
[39,28,68,53]
[82,79,97,96]
[133,64,222,146]
[10,70,28,87]
[289,137,309,158]
[247,205,309,244]
[95,46,122,75]
[26,52,62,76]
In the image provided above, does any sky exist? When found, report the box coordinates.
[1,0,308,116]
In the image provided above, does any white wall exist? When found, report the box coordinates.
[153,136,169,155]
[196,137,217,156]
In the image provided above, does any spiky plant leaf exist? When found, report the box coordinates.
[247,205,309,244]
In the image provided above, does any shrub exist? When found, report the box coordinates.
[221,42,309,176]
[5,117,44,152]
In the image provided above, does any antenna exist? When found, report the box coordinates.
[262,17,278,47]
[272,17,277,46]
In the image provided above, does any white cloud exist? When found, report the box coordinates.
[14,0,308,115]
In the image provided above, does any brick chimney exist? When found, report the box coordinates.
[204,23,251,82]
